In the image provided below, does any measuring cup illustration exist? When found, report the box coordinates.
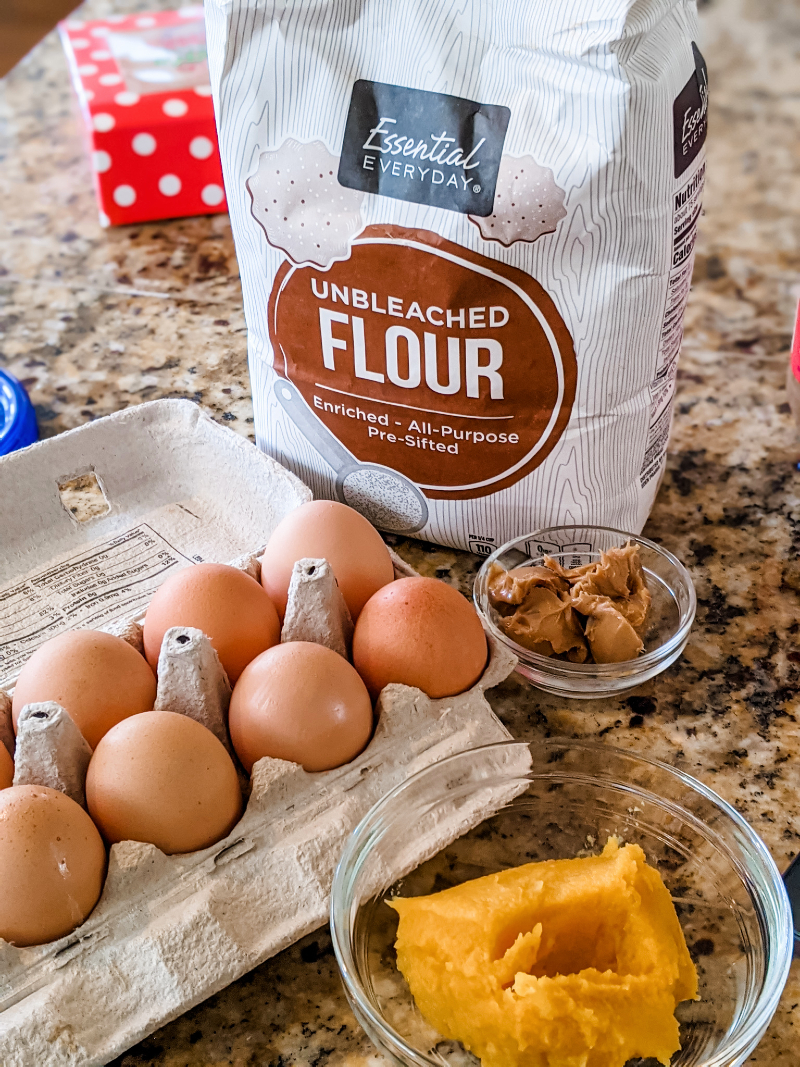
[273,379,429,534]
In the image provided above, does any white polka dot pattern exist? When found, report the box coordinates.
[90,49,111,60]
[201,184,225,206]
[189,136,214,160]
[163,99,189,117]
[71,37,89,49]
[194,85,213,97]
[92,112,115,132]
[132,132,157,156]
[78,64,98,76]
[92,150,112,173]
[113,185,136,207]
[159,174,182,196]
[99,73,123,86]
[114,92,140,107]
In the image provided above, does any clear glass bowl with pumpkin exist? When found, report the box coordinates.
[330,739,793,1067]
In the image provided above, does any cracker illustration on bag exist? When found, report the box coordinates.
[207,0,707,550]
[469,156,567,246]
[247,139,364,268]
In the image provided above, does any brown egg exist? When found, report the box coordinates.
[0,744,13,790]
[86,711,242,855]
[260,501,394,620]
[143,563,280,682]
[229,641,373,773]
[12,630,157,749]
[352,577,488,699]
[0,785,106,947]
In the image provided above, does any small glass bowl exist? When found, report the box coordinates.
[473,525,696,698]
[330,740,793,1067]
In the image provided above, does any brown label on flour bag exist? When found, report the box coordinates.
[267,226,576,500]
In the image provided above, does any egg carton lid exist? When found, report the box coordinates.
[0,400,517,1066]
[0,399,309,692]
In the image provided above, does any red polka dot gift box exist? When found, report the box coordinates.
[59,6,227,226]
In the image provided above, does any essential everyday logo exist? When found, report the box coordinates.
[338,81,510,216]
[673,42,708,178]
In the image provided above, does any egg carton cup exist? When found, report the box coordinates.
[0,400,515,1066]
[12,702,93,808]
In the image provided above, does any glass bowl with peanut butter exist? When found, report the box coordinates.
[473,526,696,697]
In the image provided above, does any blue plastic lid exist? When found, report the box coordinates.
[785,851,800,957]
[0,369,39,457]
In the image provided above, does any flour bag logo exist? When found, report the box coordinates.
[338,81,510,216]
[673,42,708,177]
[266,226,577,509]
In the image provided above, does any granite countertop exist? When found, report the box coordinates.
[1,0,799,1062]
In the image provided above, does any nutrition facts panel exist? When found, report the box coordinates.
[640,159,706,488]
[0,524,195,688]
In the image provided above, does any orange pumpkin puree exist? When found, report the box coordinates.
[390,839,698,1067]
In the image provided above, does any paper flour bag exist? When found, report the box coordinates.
[205,0,707,552]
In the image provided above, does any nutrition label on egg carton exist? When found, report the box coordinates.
[640,159,706,488]
[0,525,195,688]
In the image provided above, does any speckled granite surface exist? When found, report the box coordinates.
[1,0,799,1063]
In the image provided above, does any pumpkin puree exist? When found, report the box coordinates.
[390,839,698,1067]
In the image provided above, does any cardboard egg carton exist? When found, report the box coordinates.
[0,400,515,1066]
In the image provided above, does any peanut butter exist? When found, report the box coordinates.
[487,543,651,664]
